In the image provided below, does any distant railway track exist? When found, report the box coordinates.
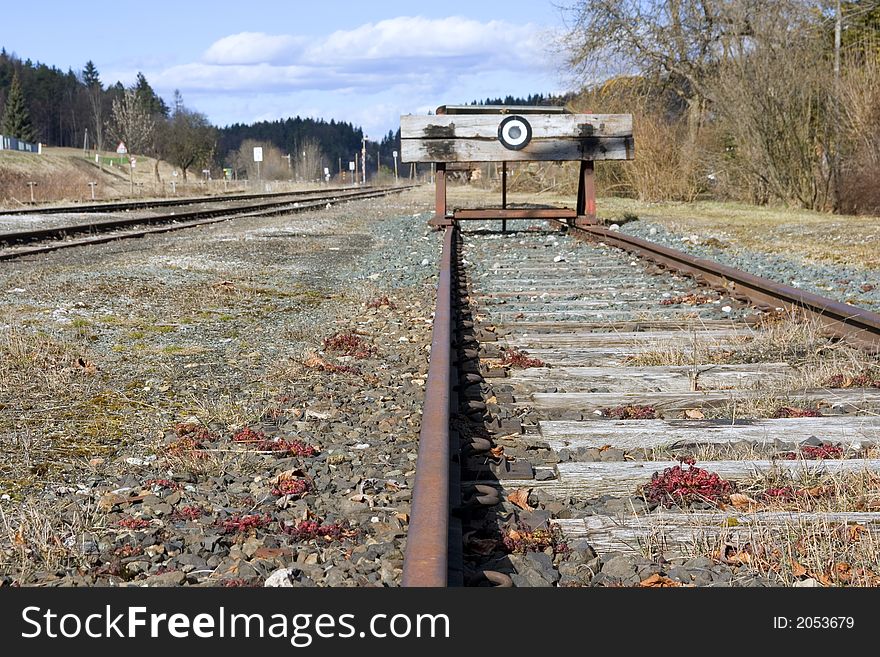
[0,185,369,216]
[404,218,880,587]
[0,185,415,260]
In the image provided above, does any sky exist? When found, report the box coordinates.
[0,1,577,137]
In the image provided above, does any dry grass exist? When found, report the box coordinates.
[635,468,880,586]
[0,499,101,581]
[595,197,880,271]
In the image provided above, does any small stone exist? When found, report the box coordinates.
[146,571,185,587]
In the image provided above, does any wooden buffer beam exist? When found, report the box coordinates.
[400,105,634,229]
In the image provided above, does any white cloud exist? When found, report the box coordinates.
[203,32,305,65]
[139,16,565,134]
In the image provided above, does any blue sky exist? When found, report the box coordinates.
[1,1,576,136]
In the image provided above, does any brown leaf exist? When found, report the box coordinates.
[684,409,705,419]
[800,485,829,498]
[817,573,834,586]
[848,524,867,542]
[252,547,291,560]
[507,487,534,511]
[790,558,808,578]
[598,444,612,452]
[76,357,99,374]
[729,493,758,510]
[639,573,681,587]
[489,446,505,459]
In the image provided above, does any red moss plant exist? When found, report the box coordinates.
[322,332,375,358]
[780,444,844,460]
[172,505,204,521]
[117,518,151,530]
[271,478,311,497]
[774,406,822,418]
[825,369,880,389]
[282,520,356,542]
[643,457,735,507]
[500,348,546,369]
[601,404,658,420]
[220,514,272,534]
[232,427,318,457]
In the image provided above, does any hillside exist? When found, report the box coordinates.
[0,147,241,207]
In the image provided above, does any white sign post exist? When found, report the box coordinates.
[393,150,399,181]
[253,146,263,182]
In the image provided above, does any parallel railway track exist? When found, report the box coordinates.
[404,218,880,587]
[0,185,414,260]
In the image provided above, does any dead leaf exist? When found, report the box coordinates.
[684,409,705,419]
[598,444,612,452]
[507,487,533,511]
[729,493,758,510]
[486,395,497,405]
[97,492,148,512]
[489,446,505,459]
[817,573,833,586]
[848,524,867,542]
[76,357,98,374]
[639,573,681,587]
[394,512,409,524]
[790,558,808,578]
[800,485,829,498]
[252,547,291,560]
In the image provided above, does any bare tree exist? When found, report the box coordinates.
[712,9,834,209]
[106,89,155,156]
[228,139,288,180]
[296,138,326,182]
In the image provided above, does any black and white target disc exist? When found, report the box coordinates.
[497,115,532,150]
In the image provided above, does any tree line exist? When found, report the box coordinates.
[0,50,402,182]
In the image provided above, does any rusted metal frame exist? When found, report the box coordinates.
[402,226,455,586]
[453,208,577,220]
[572,224,880,351]
[429,163,452,228]
[501,162,508,233]
[575,160,597,227]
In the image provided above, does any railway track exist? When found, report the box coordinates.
[0,185,364,216]
[404,219,880,587]
[0,185,414,260]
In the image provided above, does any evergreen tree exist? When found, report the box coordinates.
[81,60,103,151]
[1,71,35,141]
[134,72,169,118]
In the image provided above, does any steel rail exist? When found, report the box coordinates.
[0,187,408,261]
[402,226,454,587]
[569,223,880,351]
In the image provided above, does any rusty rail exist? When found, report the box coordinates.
[570,224,880,351]
[402,226,455,586]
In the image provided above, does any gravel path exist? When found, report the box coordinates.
[618,220,880,310]
[0,186,441,587]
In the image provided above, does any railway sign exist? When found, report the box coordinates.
[116,141,127,154]
[253,147,263,162]
[348,161,355,171]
